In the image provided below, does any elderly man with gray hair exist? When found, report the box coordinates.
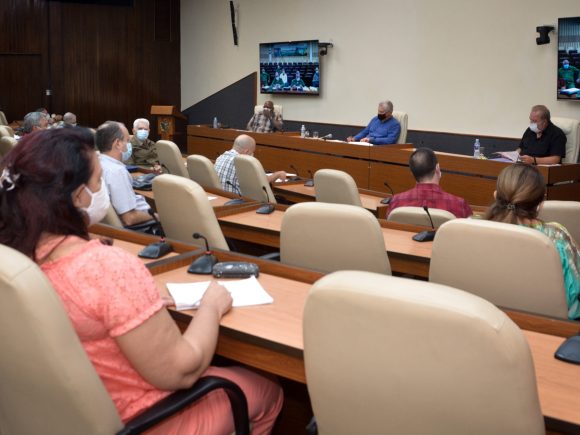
[20,111,49,135]
[126,117,160,169]
[347,100,401,145]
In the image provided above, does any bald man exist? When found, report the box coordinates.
[214,134,286,194]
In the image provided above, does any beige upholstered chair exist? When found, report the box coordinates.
[0,111,8,126]
[313,169,362,207]
[539,200,580,244]
[392,110,408,144]
[430,219,568,318]
[0,125,14,138]
[153,174,229,250]
[186,154,222,190]
[552,117,579,163]
[101,205,124,228]
[234,154,276,203]
[281,202,391,274]
[0,136,17,157]
[304,271,544,435]
[156,140,189,178]
[387,206,456,228]
[253,104,282,116]
[0,244,249,434]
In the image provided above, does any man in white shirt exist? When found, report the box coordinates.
[95,121,153,226]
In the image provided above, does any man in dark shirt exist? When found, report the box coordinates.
[518,105,566,165]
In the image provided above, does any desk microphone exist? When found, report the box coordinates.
[304,169,314,187]
[224,180,245,205]
[412,206,437,242]
[320,133,333,140]
[188,232,218,274]
[381,181,394,204]
[256,186,275,214]
[138,210,173,259]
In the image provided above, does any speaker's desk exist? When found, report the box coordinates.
[187,125,580,206]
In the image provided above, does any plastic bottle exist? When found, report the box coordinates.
[473,138,480,159]
[213,117,218,129]
[300,125,306,138]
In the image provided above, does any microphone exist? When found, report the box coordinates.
[289,164,302,182]
[412,206,437,242]
[187,232,218,274]
[137,210,173,259]
[256,186,275,214]
[381,181,394,204]
[320,133,333,140]
[224,180,245,205]
[304,169,314,187]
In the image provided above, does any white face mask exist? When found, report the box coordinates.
[81,178,110,226]
[529,122,540,134]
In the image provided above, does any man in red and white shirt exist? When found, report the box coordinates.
[387,147,473,219]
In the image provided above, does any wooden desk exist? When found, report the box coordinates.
[188,126,580,206]
[216,204,432,278]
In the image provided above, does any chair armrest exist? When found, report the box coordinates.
[117,376,250,435]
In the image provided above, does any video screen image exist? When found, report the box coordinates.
[557,17,580,100]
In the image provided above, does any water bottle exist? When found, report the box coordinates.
[473,138,480,159]
[300,125,306,138]
[213,117,218,129]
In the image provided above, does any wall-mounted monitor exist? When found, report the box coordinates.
[259,40,320,95]
[557,17,580,100]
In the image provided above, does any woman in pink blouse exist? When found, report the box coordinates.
[0,128,283,434]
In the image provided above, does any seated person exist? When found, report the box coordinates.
[19,111,49,136]
[311,67,320,88]
[484,164,579,320]
[215,134,286,194]
[347,100,401,145]
[95,121,154,227]
[260,68,270,87]
[246,100,284,133]
[63,112,77,127]
[0,128,284,432]
[290,71,306,90]
[558,60,580,89]
[518,104,566,165]
[126,118,161,170]
[279,68,288,86]
[269,71,284,90]
[387,147,473,219]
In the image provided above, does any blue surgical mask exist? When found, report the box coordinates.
[563,64,570,69]
[121,141,132,162]
[136,129,149,141]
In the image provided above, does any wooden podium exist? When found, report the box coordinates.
[150,105,187,149]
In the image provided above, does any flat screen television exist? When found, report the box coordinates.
[557,16,580,100]
[259,40,320,95]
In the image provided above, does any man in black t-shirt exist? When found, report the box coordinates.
[518,105,566,165]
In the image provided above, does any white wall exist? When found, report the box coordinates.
[181,0,580,138]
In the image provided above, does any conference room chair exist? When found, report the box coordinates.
[253,104,283,116]
[152,174,230,250]
[303,270,544,435]
[392,110,408,144]
[539,200,580,244]
[156,140,189,178]
[0,136,17,157]
[0,125,14,138]
[313,169,362,207]
[280,202,391,274]
[0,243,250,435]
[0,111,8,126]
[186,154,222,190]
[234,154,277,203]
[552,116,580,163]
[429,219,568,319]
[100,205,159,234]
[387,206,456,228]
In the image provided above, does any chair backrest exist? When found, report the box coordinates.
[253,104,283,116]
[234,154,276,203]
[101,205,124,228]
[304,270,544,435]
[0,244,123,435]
[313,169,362,207]
[156,140,189,178]
[552,117,580,163]
[539,200,580,244]
[186,154,222,190]
[387,206,456,228]
[153,174,229,250]
[391,110,408,144]
[0,136,17,157]
[0,125,14,138]
[429,219,568,318]
[281,202,391,274]
[0,111,8,125]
